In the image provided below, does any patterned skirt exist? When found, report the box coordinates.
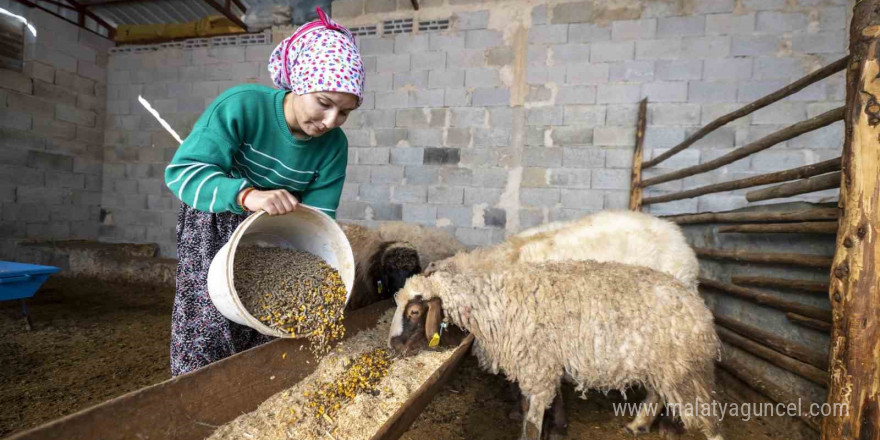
[170,203,273,376]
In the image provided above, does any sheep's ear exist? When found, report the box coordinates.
[424,298,443,345]
[424,261,437,275]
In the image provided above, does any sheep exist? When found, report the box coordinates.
[340,223,421,310]
[426,210,699,291]
[388,260,723,440]
[340,222,465,310]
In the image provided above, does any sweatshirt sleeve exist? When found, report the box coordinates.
[164,127,251,214]
[300,131,348,219]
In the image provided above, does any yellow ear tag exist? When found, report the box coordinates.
[428,333,440,348]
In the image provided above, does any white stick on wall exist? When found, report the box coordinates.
[138,95,183,145]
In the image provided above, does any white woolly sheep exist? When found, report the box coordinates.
[427,210,699,291]
[389,261,723,440]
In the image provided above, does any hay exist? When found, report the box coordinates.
[208,310,455,440]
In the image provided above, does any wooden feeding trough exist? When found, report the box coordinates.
[7,300,474,440]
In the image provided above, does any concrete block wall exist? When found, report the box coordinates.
[102,41,276,257]
[0,1,113,261]
[330,0,847,247]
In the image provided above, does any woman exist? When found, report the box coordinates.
[164,9,365,376]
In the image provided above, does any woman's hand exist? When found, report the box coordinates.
[240,189,299,215]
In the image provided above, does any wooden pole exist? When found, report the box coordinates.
[642,158,841,205]
[628,98,647,211]
[714,314,829,370]
[695,247,834,269]
[746,172,842,202]
[717,327,828,386]
[643,56,848,169]
[788,313,832,333]
[732,275,831,294]
[700,277,833,321]
[718,221,839,234]
[664,207,839,224]
[717,355,823,431]
[640,107,845,188]
[822,2,880,438]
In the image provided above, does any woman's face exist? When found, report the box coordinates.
[291,91,359,137]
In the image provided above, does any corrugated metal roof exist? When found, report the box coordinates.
[82,0,249,26]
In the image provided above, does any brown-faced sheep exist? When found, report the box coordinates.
[389,261,722,440]
[340,223,421,310]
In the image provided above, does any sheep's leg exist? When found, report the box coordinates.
[624,388,662,436]
[520,392,553,440]
[542,389,567,440]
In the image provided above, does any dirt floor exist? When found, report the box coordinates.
[0,277,174,437]
[401,356,798,440]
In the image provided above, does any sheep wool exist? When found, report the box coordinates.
[392,260,723,440]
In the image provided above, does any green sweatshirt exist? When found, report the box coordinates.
[164,84,348,218]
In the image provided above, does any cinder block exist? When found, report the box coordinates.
[27,150,73,171]
[819,7,847,31]
[688,81,737,103]
[428,186,464,204]
[792,33,846,55]
[393,71,429,89]
[522,167,547,187]
[605,148,634,168]
[472,88,510,106]
[563,147,605,168]
[556,85,596,104]
[526,106,563,126]
[472,128,510,147]
[518,209,544,229]
[465,30,503,49]
[593,126,636,146]
[644,127,686,149]
[529,25,569,45]
[731,35,781,57]
[358,38,396,56]
[605,104,638,126]
[520,188,560,207]
[655,59,702,81]
[429,70,465,89]
[392,185,427,203]
[0,110,31,130]
[753,57,804,80]
[0,69,33,94]
[411,52,446,71]
[706,12,756,35]
[611,19,657,41]
[562,105,605,126]
[591,169,630,190]
[357,147,390,165]
[597,84,640,104]
[394,34,429,54]
[464,187,503,205]
[401,203,435,225]
[789,123,843,149]
[369,203,403,221]
[370,165,404,183]
[564,64,610,85]
[737,80,790,102]
[36,49,77,73]
[359,183,392,202]
[523,147,562,167]
[7,93,54,117]
[77,60,105,83]
[436,205,472,227]
[375,91,409,109]
[608,60,654,82]
[75,125,102,145]
[560,189,604,209]
[642,81,688,102]
[550,126,593,145]
[548,168,590,188]
[551,44,591,66]
[752,102,807,125]
[375,128,408,146]
[590,41,634,63]
[429,34,465,52]
[450,107,486,128]
[682,36,731,59]
[635,39,682,60]
[657,16,705,37]
[377,54,411,74]
[465,68,501,88]
[488,47,515,67]
[472,168,508,188]
[704,58,753,81]
[406,128,443,147]
[650,103,701,126]
[455,227,505,247]
[455,10,489,30]
[756,11,807,32]
[568,23,611,43]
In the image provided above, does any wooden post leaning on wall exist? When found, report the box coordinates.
[629,98,647,211]
[823,2,880,439]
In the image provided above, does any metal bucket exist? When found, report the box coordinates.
[207,206,355,338]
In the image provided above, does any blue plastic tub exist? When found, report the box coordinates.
[1,261,60,330]
[0,261,60,301]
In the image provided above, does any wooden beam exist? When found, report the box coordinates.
[640,107,845,188]
[717,355,822,431]
[643,56,848,169]
[11,0,112,38]
[201,0,247,31]
[746,172,842,203]
[718,221,839,234]
[629,98,647,211]
[717,326,828,386]
[700,277,833,321]
[732,275,831,294]
[643,158,841,205]
[663,207,839,225]
[695,247,834,269]
[822,2,880,438]
[788,313,832,333]
[64,0,116,37]
[714,314,828,370]
[410,0,419,10]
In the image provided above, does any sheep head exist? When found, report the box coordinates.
[388,275,444,356]
[379,242,421,299]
